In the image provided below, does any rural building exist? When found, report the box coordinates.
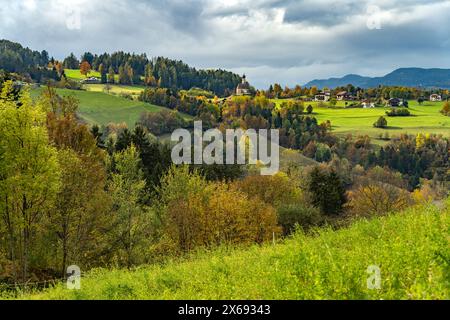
[361,99,375,108]
[236,75,251,96]
[388,98,402,107]
[430,94,442,102]
[314,91,331,102]
[336,91,354,101]
[81,77,101,84]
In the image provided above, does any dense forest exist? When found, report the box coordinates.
[0,39,241,96]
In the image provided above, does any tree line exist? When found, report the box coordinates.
[66,52,241,96]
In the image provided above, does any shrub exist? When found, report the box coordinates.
[347,183,412,217]
[314,143,332,162]
[120,92,133,100]
[156,167,281,253]
[441,101,450,116]
[234,173,301,208]
[139,110,188,135]
[373,116,388,128]
[306,105,313,114]
[277,203,323,235]
[386,108,411,117]
[307,167,347,215]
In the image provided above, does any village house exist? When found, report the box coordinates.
[336,91,354,101]
[430,94,442,102]
[236,74,251,96]
[388,98,402,107]
[361,99,375,109]
[80,77,101,84]
[314,91,331,102]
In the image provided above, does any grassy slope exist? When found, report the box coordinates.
[273,99,450,144]
[31,88,167,128]
[65,69,101,80]
[16,203,449,300]
[83,84,145,98]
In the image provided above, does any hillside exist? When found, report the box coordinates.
[14,202,449,300]
[305,68,450,89]
[31,88,170,128]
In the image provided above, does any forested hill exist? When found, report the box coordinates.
[305,68,450,89]
[0,39,50,72]
[0,39,241,96]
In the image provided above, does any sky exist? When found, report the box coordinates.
[0,0,450,88]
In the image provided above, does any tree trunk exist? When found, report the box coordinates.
[4,195,18,284]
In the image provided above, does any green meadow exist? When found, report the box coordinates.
[11,202,449,300]
[273,99,450,143]
[32,88,166,128]
[64,68,102,80]
[64,69,140,84]
[83,83,145,98]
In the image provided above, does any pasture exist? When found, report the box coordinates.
[83,83,145,98]
[64,68,101,80]
[31,88,166,128]
[273,99,450,143]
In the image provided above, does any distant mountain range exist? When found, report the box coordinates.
[304,68,450,89]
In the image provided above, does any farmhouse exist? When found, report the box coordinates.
[430,94,442,102]
[81,77,101,84]
[361,99,375,108]
[315,91,331,102]
[388,98,402,107]
[236,75,251,96]
[336,91,354,101]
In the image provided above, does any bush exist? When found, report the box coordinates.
[307,167,347,215]
[441,101,450,116]
[120,92,134,100]
[234,173,301,208]
[373,116,388,128]
[347,183,412,217]
[306,105,313,114]
[277,203,323,235]
[156,167,281,253]
[139,110,188,135]
[386,108,411,117]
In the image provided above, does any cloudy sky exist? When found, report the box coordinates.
[1,0,450,88]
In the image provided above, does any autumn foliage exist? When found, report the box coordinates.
[156,167,280,254]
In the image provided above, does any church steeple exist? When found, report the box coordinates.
[236,74,251,96]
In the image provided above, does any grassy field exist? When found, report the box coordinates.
[64,69,101,80]
[65,69,138,84]
[83,83,145,98]
[32,88,166,128]
[10,202,449,300]
[272,99,450,143]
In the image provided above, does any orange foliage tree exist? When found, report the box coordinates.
[80,60,92,78]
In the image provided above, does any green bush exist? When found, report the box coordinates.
[386,108,411,117]
[373,116,388,128]
[277,203,323,235]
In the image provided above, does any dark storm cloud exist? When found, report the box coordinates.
[0,0,450,88]
[136,0,207,33]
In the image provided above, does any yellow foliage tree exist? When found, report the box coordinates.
[157,167,280,253]
[348,183,412,217]
[233,173,301,208]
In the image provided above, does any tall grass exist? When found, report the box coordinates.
[7,203,449,300]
